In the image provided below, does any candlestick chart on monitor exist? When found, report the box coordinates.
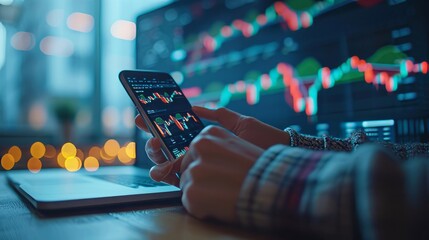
[136,0,429,147]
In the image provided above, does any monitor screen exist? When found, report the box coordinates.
[135,0,429,165]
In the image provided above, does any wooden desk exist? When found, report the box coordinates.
[0,173,272,240]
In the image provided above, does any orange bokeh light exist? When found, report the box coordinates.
[76,149,85,161]
[1,154,15,170]
[30,142,46,158]
[100,148,115,163]
[118,147,133,164]
[88,146,101,159]
[103,139,120,157]
[44,145,57,159]
[57,153,66,168]
[84,156,99,172]
[8,146,22,162]
[27,157,42,173]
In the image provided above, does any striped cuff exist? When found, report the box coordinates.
[284,128,325,150]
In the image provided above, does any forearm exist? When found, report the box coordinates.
[236,144,429,238]
[236,145,357,238]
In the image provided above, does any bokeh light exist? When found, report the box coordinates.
[118,147,133,164]
[28,103,48,130]
[67,12,94,33]
[57,153,66,168]
[11,31,35,51]
[44,145,57,159]
[61,142,77,158]
[8,146,22,162]
[88,146,101,159]
[170,71,184,85]
[125,142,136,159]
[110,20,136,40]
[27,157,42,173]
[100,150,114,162]
[103,139,120,157]
[46,9,64,27]
[100,148,115,163]
[1,154,15,170]
[40,36,74,57]
[1,141,137,171]
[84,156,99,172]
[30,142,46,158]
[76,149,85,161]
[65,156,82,172]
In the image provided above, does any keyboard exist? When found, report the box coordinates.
[91,174,167,188]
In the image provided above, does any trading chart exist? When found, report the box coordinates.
[136,0,429,143]
[127,74,204,159]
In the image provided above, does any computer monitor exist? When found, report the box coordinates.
[135,0,429,166]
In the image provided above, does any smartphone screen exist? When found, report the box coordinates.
[119,70,205,160]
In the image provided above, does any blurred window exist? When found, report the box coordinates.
[0,0,172,145]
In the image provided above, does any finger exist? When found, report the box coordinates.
[180,126,260,174]
[149,158,182,187]
[149,165,180,187]
[179,161,240,222]
[199,125,234,137]
[180,148,198,181]
[145,137,168,164]
[180,127,230,173]
[192,106,243,132]
[135,114,149,132]
[161,174,180,188]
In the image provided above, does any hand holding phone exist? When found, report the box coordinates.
[119,70,205,162]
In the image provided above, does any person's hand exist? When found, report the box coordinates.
[179,125,263,223]
[135,106,290,186]
[192,106,290,149]
[135,115,181,187]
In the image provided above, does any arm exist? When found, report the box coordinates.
[237,144,357,238]
[237,143,429,239]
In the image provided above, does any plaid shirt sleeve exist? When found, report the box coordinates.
[236,144,429,239]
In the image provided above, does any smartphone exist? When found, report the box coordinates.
[119,70,205,161]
